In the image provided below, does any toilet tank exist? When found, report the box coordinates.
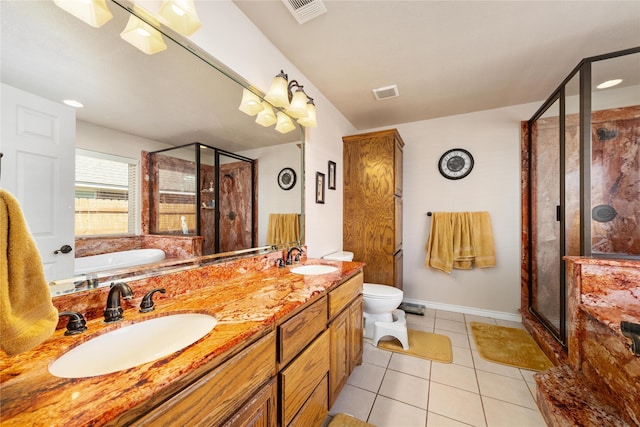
[322,251,354,261]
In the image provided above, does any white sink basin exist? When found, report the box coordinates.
[49,313,217,378]
[291,265,339,275]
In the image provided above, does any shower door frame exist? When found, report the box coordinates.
[526,46,640,347]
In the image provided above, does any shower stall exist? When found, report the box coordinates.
[525,47,640,346]
[148,143,256,255]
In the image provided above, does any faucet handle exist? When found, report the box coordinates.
[58,311,88,336]
[139,288,166,313]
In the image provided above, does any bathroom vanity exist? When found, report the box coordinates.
[0,253,364,427]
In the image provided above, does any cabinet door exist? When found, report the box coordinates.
[329,309,349,407]
[349,297,364,372]
[135,332,276,426]
[395,196,402,254]
[223,378,277,427]
[394,136,403,197]
[394,250,403,290]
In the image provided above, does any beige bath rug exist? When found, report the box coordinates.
[470,322,553,371]
[376,329,453,363]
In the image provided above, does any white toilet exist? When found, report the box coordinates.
[323,251,409,350]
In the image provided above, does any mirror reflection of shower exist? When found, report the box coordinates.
[149,143,256,255]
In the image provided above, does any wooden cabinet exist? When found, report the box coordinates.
[223,379,277,427]
[328,272,364,406]
[133,331,276,427]
[343,129,404,289]
[131,271,364,427]
[280,330,330,426]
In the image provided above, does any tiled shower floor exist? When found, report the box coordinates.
[328,309,547,427]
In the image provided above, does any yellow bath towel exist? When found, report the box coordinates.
[0,190,58,355]
[266,213,300,245]
[470,211,497,268]
[425,211,496,273]
[425,212,455,273]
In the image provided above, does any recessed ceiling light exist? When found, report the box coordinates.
[63,99,84,108]
[596,79,623,89]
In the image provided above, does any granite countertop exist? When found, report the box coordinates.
[0,259,364,426]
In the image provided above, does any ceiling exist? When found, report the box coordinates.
[234,0,640,130]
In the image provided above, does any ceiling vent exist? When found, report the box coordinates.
[282,0,327,24]
[372,85,400,100]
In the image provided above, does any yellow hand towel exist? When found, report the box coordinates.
[452,212,474,270]
[266,213,300,245]
[0,190,58,355]
[425,212,454,273]
[470,211,496,268]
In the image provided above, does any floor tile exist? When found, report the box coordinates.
[362,342,392,368]
[368,395,427,427]
[464,314,497,325]
[407,313,436,332]
[379,369,429,409]
[428,382,486,426]
[431,362,479,393]
[435,318,468,334]
[471,351,523,379]
[331,309,546,427]
[476,370,537,409]
[482,396,546,427]
[329,383,376,421]
[427,412,475,427]
[388,351,431,379]
[436,310,465,322]
[347,362,386,393]
[451,345,474,368]
[436,329,470,349]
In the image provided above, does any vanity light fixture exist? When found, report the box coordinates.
[53,0,113,28]
[296,98,317,128]
[239,70,318,132]
[275,111,296,134]
[120,15,167,55]
[255,102,277,127]
[265,70,318,127]
[238,89,265,116]
[596,78,623,89]
[157,0,202,36]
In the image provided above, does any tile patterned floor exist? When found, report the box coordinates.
[328,309,547,427]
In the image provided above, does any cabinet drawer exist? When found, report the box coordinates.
[287,375,328,427]
[280,330,330,426]
[279,296,327,366]
[328,272,363,319]
[134,332,276,427]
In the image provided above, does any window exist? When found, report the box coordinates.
[75,149,138,236]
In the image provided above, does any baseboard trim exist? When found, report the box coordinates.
[401,298,522,323]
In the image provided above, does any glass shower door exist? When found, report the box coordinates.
[531,97,563,338]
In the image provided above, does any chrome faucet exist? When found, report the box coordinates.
[104,282,133,323]
[286,246,304,265]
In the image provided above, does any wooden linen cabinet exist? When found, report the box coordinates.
[343,129,404,289]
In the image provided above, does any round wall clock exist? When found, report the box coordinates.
[277,167,297,190]
[438,148,474,180]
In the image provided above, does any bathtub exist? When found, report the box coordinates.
[74,249,166,275]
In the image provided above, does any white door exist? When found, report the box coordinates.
[1,83,76,281]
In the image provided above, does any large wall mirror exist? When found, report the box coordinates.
[1,0,304,294]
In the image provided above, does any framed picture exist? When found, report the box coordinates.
[328,161,336,190]
[316,172,325,204]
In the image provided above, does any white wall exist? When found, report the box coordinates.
[362,102,541,319]
[187,0,356,258]
[239,142,302,246]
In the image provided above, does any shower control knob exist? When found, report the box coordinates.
[54,244,73,254]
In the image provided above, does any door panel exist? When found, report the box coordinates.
[1,83,75,280]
